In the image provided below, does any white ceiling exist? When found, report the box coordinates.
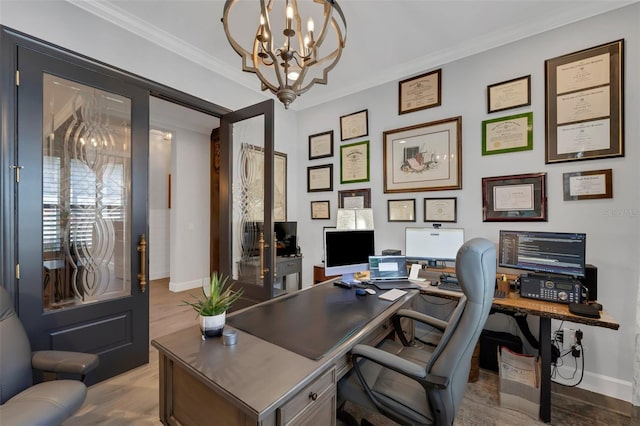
[69,0,635,111]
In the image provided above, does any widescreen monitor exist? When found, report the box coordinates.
[498,230,586,278]
[324,229,375,283]
[404,227,464,267]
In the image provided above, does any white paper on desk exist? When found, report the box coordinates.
[378,288,407,301]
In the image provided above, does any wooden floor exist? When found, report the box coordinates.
[64,279,632,425]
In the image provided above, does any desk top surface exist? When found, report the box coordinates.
[419,285,619,330]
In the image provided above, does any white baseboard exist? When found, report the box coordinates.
[169,278,206,293]
[554,364,632,402]
[149,271,169,281]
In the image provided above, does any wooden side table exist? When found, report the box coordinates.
[313,264,339,284]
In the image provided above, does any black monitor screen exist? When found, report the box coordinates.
[498,230,586,277]
[275,221,297,256]
[324,229,375,280]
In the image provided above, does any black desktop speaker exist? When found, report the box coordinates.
[579,264,598,302]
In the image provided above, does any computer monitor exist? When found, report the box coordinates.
[404,227,464,267]
[324,229,375,283]
[274,221,297,256]
[498,230,586,278]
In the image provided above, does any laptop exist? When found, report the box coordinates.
[368,255,420,290]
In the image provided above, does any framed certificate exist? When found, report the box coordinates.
[398,69,442,115]
[482,172,547,222]
[424,197,457,223]
[307,164,333,192]
[545,40,624,163]
[482,112,533,155]
[340,140,369,184]
[338,188,371,209]
[387,199,416,222]
[308,130,333,160]
[487,75,531,113]
[340,109,368,141]
[310,200,331,219]
[563,169,612,201]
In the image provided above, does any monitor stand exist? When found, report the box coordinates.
[340,273,358,284]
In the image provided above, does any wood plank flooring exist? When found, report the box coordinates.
[64,279,632,425]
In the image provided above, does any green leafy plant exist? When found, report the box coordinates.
[182,272,243,317]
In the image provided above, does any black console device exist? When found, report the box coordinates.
[520,274,582,304]
[569,302,600,318]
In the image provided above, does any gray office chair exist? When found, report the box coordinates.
[0,286,99,425]
[337,238,496,426]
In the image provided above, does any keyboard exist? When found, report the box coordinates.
[438,281,463,292]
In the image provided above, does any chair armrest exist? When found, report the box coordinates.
[32,350,99,376]
[352,344,426,380]
[395,309,448,331]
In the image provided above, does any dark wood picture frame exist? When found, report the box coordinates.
[308,130,334,160]
[487,75,531,113]
[482,172,547,222]
[310,200,331,219]
[340,109,368,141]
[307,164,333,192]
[424,197,457,223]
[563,169,612,201]
[387,199,416,222]
[545,39,624,164]
[398,69,442,115]
[338,188,371,209]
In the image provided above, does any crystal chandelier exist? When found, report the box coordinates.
[222,0,347,109]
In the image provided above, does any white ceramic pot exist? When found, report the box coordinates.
[199,312,226,338]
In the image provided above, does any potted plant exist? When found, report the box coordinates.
[182,272,243,338]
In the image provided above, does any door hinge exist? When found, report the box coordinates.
[16,264,20,279]
[16,70,19,86]
[10,165,23,182]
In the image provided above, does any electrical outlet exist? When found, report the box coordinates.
[562,327,576,351]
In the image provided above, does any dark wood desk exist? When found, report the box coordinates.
[418,285,619,423]
[151,282,417,425]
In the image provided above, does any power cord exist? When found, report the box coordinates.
[551,325,585,387]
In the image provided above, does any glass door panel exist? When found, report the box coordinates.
[42,73,131,311]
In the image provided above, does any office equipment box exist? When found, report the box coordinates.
[499,347,540,420]
[479,330,523,372]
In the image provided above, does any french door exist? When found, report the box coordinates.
[15,45,149,383]
[219,100,280,308]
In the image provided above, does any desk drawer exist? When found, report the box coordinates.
[277,258,301,276]
[278,367,336,425]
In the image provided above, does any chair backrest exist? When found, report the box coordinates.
[0,287,34,404]
[426,238,496,424]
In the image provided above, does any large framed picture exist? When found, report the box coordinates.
[308,130,333,160]
[482,112,533,156]
[340,140,370,184]
[340,109,368,141]
[387,199,416,222]
[424,197,457,223]
[307,164,333,192]
[398,69,442,115]
[338,188,371,209]
[563,169,612,201]
[545,39,624,163]
[244,144,287,221]
[482,172,547,222]
[487,75,531,113]
[310,200,331,219]
[383,116,462,193]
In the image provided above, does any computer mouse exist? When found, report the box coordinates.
[365,288,376,295]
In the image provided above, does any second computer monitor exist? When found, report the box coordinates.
[324,229,375,283]
[405,227,464,267]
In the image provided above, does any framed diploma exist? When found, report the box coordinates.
[545,40,624,163]
[383,116,462,193]
[340,140,370,184]
[340,109,368,141]
[307,164,333,192]
[310,200,331,219]
[308,130,333,160]
[487,75,531,113]
[338,188,371,209]
[482,112,533,155]
[482,172,547,222]
[563,169,612,201]
[387,199,416,222]
[398,69,442,115]
[424,197,457,223]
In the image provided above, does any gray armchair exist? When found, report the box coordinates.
[337,238,496,425]
[0,287,99,425]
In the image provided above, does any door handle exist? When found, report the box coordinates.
[137,234,147,293]
[259,232,268,280]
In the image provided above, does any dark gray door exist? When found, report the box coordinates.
[219,100,280,308]
[16,45,149,383]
